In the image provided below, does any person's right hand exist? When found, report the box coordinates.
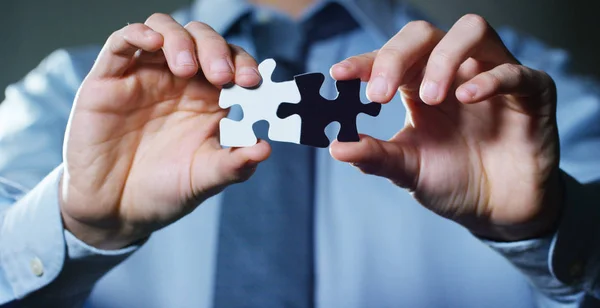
[60,14,271,250]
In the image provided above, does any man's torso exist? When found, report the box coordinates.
[76,1,536,307]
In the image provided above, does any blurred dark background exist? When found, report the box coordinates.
[1,0,599,97]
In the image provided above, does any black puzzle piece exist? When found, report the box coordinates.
[277,73,382,148]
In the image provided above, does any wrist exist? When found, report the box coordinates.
[467,168,564,242]
[60,212,142,250]
[468,211,560,242]
[58,175,142,250]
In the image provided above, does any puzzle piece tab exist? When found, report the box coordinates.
[276,73,382,148]
[219,59,302,147]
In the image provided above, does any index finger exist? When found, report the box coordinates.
[145,13,200,78]
[420,14,517,105]
[331,21,445,104]
[185,21,236,86]
[89,23,164,79]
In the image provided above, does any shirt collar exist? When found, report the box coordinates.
[190,0,398,43]
[336,0,397,43]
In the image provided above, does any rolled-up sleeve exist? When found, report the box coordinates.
[0,47,140,306]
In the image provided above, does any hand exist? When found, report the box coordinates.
[60,14,271,249]
[329,14,561,241]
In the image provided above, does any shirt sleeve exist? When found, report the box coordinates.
[0,167,139,307]
[0,48,141,306]
[483,173,585,307]
[481,28,600,307]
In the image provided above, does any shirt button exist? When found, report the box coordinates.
[30,257,44,277]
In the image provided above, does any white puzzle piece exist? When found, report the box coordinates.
[219,59,302,147]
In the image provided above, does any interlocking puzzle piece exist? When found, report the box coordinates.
[219,59,302,147]
[276,73,382,148]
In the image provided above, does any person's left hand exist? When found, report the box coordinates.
[329,14,562,241]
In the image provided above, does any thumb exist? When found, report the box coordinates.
[330,134,420,190]
[193,140,272,194]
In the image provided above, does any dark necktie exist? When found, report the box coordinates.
[213,4,359,307]
[213,17,315,308]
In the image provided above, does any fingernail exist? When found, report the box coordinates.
[176,50,195,67]
[335,60,353,71]
[458,84,478,101]
[237,67,260,78]
[144,29,157,38]
[420,80,439,102]
[368,75,389,99]
[211,59,232,74]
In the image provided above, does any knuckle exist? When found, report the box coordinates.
[539,70,556,90]
[528,68,557,98]
[202,34,228,49]
[169,31,195,47]
[122,23,146,35]
[107,28,129,54]
[360,139,388,176]
[429,49,453,68]
[404,20,435,34]
[230,44,252,58]
[107,38,121,55]
[460,14,488,30]
[484,70,502,89]
[502,63,525,83]
[459,14,489,38]
[377,47,404,61]
[207,33,226,42]
[377,48,407,72]
[539,71,557,99]
[184,21,211,31]
[199,45,231,63]
[503,63,522,75]
[401,21,441,46]
[353,53,374,63]
[108,28,124,43]
[145,12,171,24]
[421,28,440,44]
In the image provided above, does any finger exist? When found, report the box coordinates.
[90,23,163,78]
[456,64,556,112]
[145,13,199,78]
[210,140,272,186]
[330,51,377,82]
[230,44,262,88]
[330,135,420,190]
[135,49,168,65]
[420,14,515,105]
[365,21,445,104]
[185,21,235,86]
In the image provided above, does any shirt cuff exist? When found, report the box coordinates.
[483,234,582,302]
[51,229,140,301]
[0,165,140,303]
[549,172,600,297]
[483,170,600,303]
[0,166,65,300]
